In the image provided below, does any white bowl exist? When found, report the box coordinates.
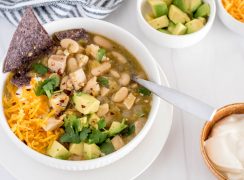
[216,0,244,36]
[0,18,161,171]
[137,0,216,48]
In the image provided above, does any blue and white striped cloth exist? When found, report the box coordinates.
[0,0,124,26]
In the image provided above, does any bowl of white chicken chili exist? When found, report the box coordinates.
[0,8,162,171]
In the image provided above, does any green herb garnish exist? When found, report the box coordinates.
[60,115,83,144]
[80,127,91,142]
[32,63,48,75]
[100,139,115,155]
[78,39,86,45]
[97,48,106,62]
[138,87,151,96]
[97,76,109,88]
[35,74,60,98]
[88,129,107,144]
[121,123,135,137]
[98,118,106,130]
[59,132,81,144]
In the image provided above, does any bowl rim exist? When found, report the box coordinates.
[216,0,244,25]
[136,0,216,38]
[0,17,162,170]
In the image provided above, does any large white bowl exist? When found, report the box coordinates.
[217,0,244,36]
[0,18,161,171]
[137,0,216,48]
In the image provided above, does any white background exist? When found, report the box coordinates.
[0,0,244,179]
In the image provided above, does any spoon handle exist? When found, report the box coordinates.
[133,77,215,120]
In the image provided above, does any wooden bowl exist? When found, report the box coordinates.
[201,103,244,179]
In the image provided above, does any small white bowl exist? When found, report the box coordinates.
[137,0,216,48]
[0,18,161,171]
[217,0,244,36]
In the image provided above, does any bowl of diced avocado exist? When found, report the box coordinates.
[137,0,216,48]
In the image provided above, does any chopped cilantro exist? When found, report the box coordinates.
[121,123,135,137]
[59,132,81,144]
[98,118,106,130]
[35,74,60,98]
[88,129,107,144]
[100,139,115,155]
[138,87,151,96]
[97,48,106,62]
[97,76,109,88]
[32,63,48,75]
[60,115,83,144]
[78,39,86,45]
[80,127,91,142]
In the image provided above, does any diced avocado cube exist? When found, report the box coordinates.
[147,0,168,17]
[190,0,202,13]
[83,143,101,159]
[194,3,210,18]
[168,5,190,24]
[167,21,176,33]
[69,143,84,156]
[73,93,100,115]
[197,17,207,24]
[158,28,170,34]
[185,19,204,34]
[88,113,100,129]
[145,13,154,21]
[162,0,173,6]
[80,116,89,128]
[173,0,202,14]
[149,15,169,29]
[109,121,128,136]
[47,141,70,160]
[173,0,189,13]
[169,23,187,35]
[170,23,187,35]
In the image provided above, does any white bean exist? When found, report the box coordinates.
[60,38,79,53]
[67,57,78,73]
[111,51,127,64]
[91,62,111,76]
[97,103,109,117]
[110,69,120,78]
[119,72,130,86]
[56,49,64,55]
[101,87,110,97]
[76,54,89,67]
[112,87,128,102]
[93,36,113,49]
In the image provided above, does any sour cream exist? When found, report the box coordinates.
[205,114,244,179]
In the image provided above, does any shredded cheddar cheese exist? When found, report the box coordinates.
[3,74,64,154]
[222,0,244,22]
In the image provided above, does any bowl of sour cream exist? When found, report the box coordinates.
[201,103,244,179]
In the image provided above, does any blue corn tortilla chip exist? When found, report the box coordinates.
[54,29,89,42]
[3,7,53,73]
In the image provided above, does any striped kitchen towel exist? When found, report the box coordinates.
[0,0,124,26]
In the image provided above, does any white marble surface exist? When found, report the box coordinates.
[0,0,244,179]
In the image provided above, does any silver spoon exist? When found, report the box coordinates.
[132,76,216,120]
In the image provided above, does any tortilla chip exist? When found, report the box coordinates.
[54,29,89,42]
[11,72,31,87]
[3,8,53,73]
